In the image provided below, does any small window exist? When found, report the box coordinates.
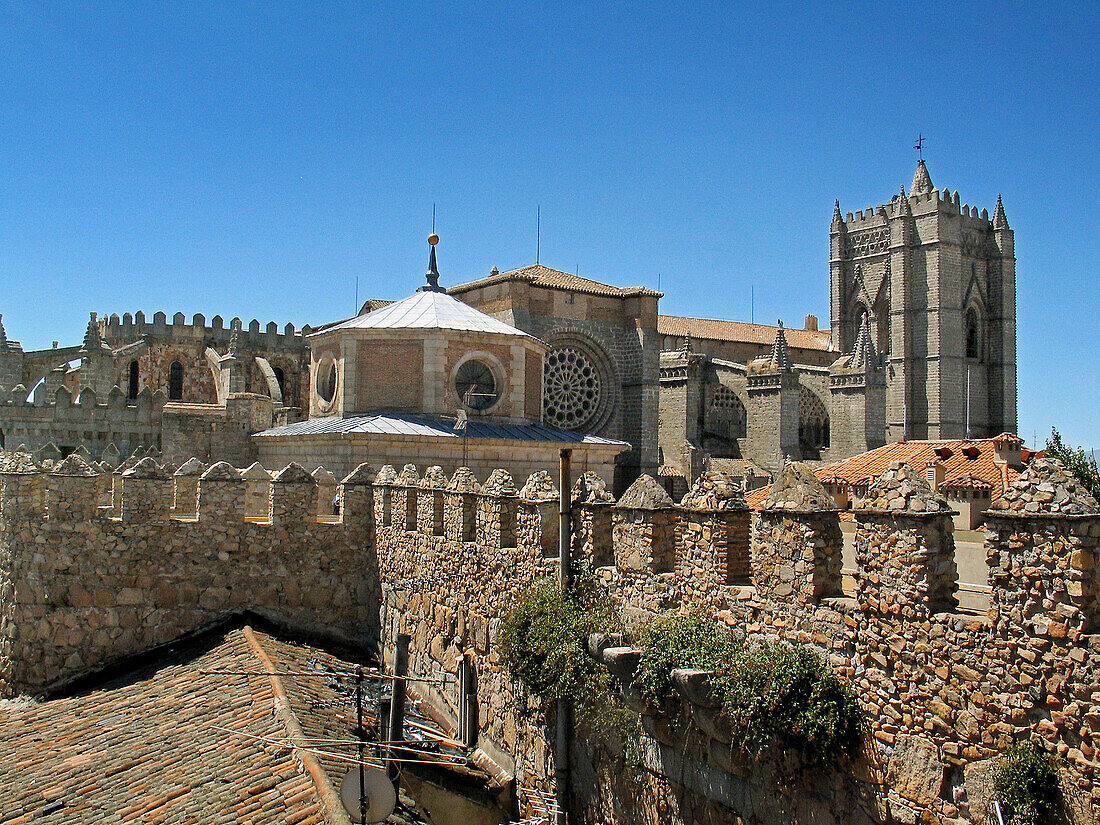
[127,361,139,399]
[316,357,338,405]
[168,361,184,400]
[455,359,499,410]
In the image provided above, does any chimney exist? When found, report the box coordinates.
[804,314,818,331]
[925,460,945,491]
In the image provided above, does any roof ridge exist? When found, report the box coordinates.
[241,625,349,824]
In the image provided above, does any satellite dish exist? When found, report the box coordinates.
[339,765,396,823]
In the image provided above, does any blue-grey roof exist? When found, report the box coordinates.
[311,289,538,340]
[254,412,628,446]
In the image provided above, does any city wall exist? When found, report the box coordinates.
[1,448,1098,824]
[0,453,379,695]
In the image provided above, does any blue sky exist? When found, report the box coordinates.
[0,1,1097,449]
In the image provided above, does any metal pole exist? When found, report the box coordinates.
[457,652,468,746]
[387,633,410,785]
[966,364,971,440]
[356,667,367,825]
[558,449,572,591]
[556,448,572,825]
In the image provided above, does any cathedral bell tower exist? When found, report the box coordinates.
[829,161,1017,442]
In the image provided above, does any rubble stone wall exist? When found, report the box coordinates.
[0,456,380,696]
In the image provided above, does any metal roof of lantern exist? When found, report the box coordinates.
[312,235,540,340]
[254,411,627,445]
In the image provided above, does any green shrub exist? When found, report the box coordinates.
[634,613,741,713]
[993,741,1061,825]
[1046,428,1100,502]
[711,639,863,769]
[498,574,633,748]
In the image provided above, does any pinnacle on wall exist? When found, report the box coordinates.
[0,313,6,343]
[896,184,912,216]
[769,323,793,372]
[993,194,1009,230]
[910,160,933,195]
[832,199,843,227]
[81,312,105,352]
[849,312,876,370]
[227,319,242,358]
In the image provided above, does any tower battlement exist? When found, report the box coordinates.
[103,311,309,350]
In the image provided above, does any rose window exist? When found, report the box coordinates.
[543,347,601,430]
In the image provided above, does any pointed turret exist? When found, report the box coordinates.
[831,199,843,228]
[910,160,933,195]
[896,184,911,215]
[420,233,444,293]
[770,322,792,372]
[850,312,876,370]
[227,318,242,358]
[81,312,104,352]
[993,194,1009,230]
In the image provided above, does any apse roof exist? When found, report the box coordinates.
[314,289,537,339]
[255,411,627,445]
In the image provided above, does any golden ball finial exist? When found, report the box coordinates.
[428,233,439,246]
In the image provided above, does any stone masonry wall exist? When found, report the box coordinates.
[2,444,1097,824]
[0,453,380,696]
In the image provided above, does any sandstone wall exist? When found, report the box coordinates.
[0,455,380,695]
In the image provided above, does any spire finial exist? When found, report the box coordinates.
[420,233,444,292]
[993,194,1009,230]
[832,199,843,225]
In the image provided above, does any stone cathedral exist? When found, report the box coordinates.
[0,161,1016,492]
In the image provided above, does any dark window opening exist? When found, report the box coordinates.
[965,309,980,360]
[168,361,184,400]
[127,361,139,399]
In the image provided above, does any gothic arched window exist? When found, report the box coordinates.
[965,308,981,360]
[168,361,184,400]
[127,361,139,399]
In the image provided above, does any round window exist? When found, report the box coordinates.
[316,356,338,405]
[455,359,499,411]
[543,346,602,430]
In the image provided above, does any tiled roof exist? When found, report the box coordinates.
[315,289,536,338]
[658,315,836,352]
[449,263,661,298]
[255,411,628,446]
[0,622,485,824]
[743,437,1027,511]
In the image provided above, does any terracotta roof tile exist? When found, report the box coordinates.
[657,315,835,352]
[0,624,480,823]
[744,437,1026,512]
[0,629,327,823]
[450,263,661,298]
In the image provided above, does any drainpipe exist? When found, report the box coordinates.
[556,448,572,825]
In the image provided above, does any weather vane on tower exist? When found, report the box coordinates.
[914,134,926,162]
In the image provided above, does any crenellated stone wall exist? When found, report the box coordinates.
[2,447,1098,823]
[0,453,380,696]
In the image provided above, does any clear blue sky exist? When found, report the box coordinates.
[1,2,1096,449]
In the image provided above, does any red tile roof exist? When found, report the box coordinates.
[0,624,477,823]
[450,263,661,298]
[744,437,1029,511]
[657,315,836,352]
